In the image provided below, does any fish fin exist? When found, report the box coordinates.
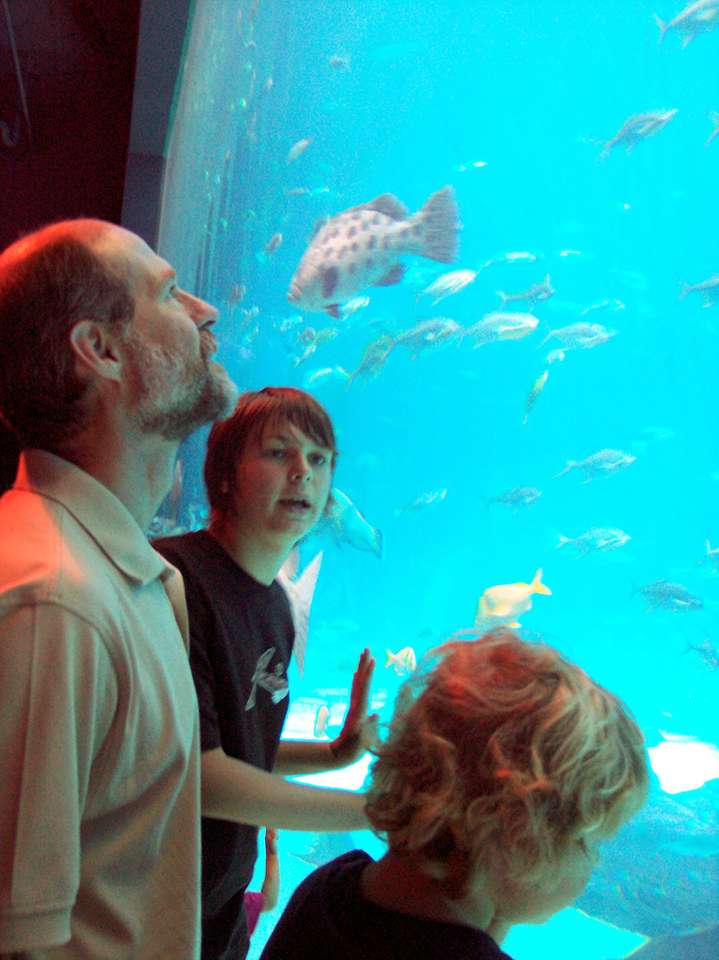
[311,216,330,239]
[531,568,552,596]
[373,263,406,286]
[355,193,409,220]
[325,303,341,318]
[418,186,458,263]
[321,266,339,299]
[653,13,666,42]
[281,548,300,580]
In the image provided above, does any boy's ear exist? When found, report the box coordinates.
[69,320,123,383]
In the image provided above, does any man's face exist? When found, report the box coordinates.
[104,227,236,439]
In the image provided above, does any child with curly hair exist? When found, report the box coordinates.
[259,629,648,959]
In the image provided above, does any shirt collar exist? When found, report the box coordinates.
[14,450,172,586]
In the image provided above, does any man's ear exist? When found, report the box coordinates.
[69,321,124,383]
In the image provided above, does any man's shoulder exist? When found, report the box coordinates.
[0,487,119,614]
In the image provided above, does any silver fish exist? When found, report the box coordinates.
[686,638,719,670]
[489,486,542,511]
[420,268,477,304]
[541,321,616,350]
[481,250,539,270]
[556,448,636,481]
[347,334,395,384]
[601,109,678,158]
[654,0,719,46]
[497,274,554,307]
[579,298,625,317]
[639,580,703,612]
[396,488,447,515]
[392,317,462,355]
[287,187,459,317]
[464,312,539,348]
[680,275,719,306]
[557,527,631,557]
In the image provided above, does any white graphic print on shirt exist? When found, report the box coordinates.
[245,646,289,711]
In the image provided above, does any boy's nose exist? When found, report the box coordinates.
[290,458,310,481]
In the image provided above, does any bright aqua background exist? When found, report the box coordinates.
[156,2,719,956]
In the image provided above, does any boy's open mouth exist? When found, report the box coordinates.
[279,497,311,511]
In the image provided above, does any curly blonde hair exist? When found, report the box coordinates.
[365,629,647,901]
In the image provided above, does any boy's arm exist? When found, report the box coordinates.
[274,647,377,775]
[201,747,368,831]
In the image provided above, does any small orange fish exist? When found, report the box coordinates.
[385,646,417,676]
[314,704,330,738]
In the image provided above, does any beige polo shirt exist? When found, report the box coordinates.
[0,451,201,958]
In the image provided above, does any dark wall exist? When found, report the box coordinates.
[0,0,143,487]
[0,0,143,249]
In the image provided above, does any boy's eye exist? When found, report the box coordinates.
[267,448,286,459]
[310,453,327,466]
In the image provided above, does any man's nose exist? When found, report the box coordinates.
[185,291,219,326]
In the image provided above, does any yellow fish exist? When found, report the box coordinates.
[475,568,552,628]
[385,646,417,675]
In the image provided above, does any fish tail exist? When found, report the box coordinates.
[531,567,552,596]
[417,186,458,263]
[556,534,571,549]
[679,282,690,300]
[653,13,667,42]
[497,290,508,304]
[385,648,396,668]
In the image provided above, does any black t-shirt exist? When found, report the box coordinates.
[153,530,293,960]
[260,851,515,960]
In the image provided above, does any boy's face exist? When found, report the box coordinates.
[228,420,333,545]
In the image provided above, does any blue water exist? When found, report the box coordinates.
[155,2,719,956]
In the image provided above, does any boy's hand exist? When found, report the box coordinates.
[330,648,378,766]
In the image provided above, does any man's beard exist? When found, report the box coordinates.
[123,331,237,440]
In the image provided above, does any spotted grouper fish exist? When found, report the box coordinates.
[286,186,459,317]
